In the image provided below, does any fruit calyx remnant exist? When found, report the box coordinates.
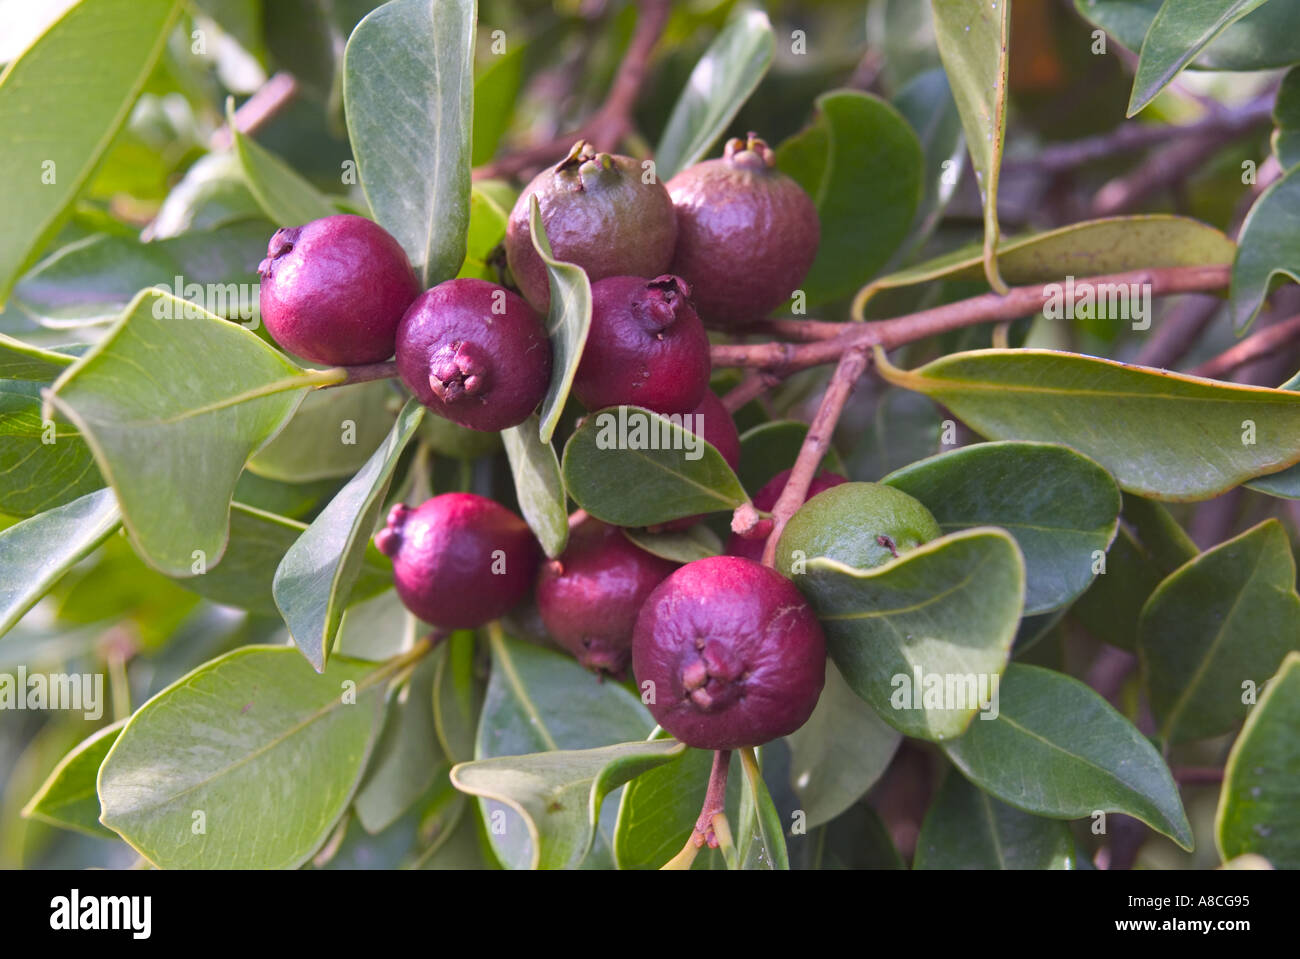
[428,341,490,404]
[723,132,776,171]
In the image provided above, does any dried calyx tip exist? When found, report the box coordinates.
[635,275,691,332]
[723,133,775,170]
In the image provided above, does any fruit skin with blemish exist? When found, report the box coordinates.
[726,468,847,561]
[667,134,819,329]
[375,493,540,629]
[632,555,826,750]
[394,277,552,432]
[505,141,677,313]
[573,274,711,414]
[258,214,420,365]
[775,481,941,578]
[535,518,679,677]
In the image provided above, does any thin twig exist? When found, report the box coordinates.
[1190,314,1300,380]
[1003,98,1272,175]
[318,360,400,387]
[721,370,774,413]
[711,264,1233,376]
[663,748,732,869]
[209,72,300,150]
[473,0,670,180]
[759,347,870,567]
[1132,294,1221,370]
[1172,766,1225,786]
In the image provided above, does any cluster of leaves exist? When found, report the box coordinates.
[1,0,1299,871]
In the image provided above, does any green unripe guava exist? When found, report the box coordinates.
[775,481,941,577]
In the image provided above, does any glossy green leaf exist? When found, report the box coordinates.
[1072,495,1197,650]
[776,91,922,304]
[1129,0,1269,116]
[874,347,1300,501]
[97,645,396,869]
[1077,0,1300,70]
[862,215,1235,302]
[248,380,396,482]
[529,197,591,444]
[845,388,945,481]
[274,399,424,672]
[785,661,900,829]
[736,748,788,871]
[622,525,720,564]
[149,148,262,239]
[1216,652,1300,868]
[794,527,1024,741]
[562,405,747,527]
[1271,66,1300,170]
[0,488,119,639]
[654,8,774,181]
[336,588,409,662]
[1139,520,1300,744]
[457,185,509,280]
[0,332,76,379]
[344,0,475,286]
[502,414,568,559]
[1230,163,1300,331]
[930,0,1010,291]
[452,738,684,871]
[13,221,269,328]
[227,100,336,227]
[893,67,965,260]
[613,733,719,870]
[944,663,1193,850]
[0,385,103,516]
[474,632,654,870]
[737,419,844,495]
[471,40,525,167]
[45,289,318,575]
[22,720,125,839]
[355,653,445,834]
[914,769,1075,869]
[883,442,1121,615]
[0,0,181,304]
[175,503,390,618]
[433,630,482,764]
[800,802,904,870]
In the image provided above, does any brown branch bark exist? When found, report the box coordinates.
[711,264,1233,376]
[759,347,870,567]
[1190,313,1300,380]
[1003,98,1272,175]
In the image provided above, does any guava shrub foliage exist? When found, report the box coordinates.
[2,0,1299,871]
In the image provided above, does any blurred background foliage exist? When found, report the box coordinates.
[0,0,1288,869]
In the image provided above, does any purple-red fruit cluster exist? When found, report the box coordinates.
[260,138,829,748]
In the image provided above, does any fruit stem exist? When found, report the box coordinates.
[759,347,869,567]
[315,361,400,389]
[695,749,732,839]
[663,748,733,869]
